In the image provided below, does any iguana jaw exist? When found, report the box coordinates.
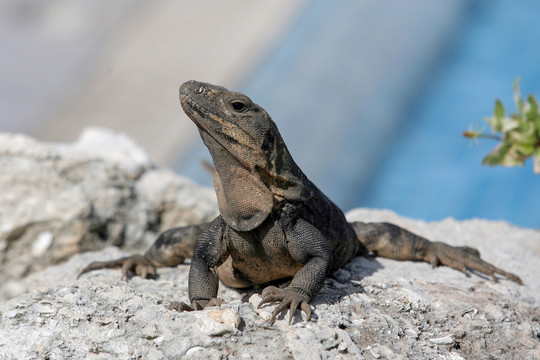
[180,80,268,170]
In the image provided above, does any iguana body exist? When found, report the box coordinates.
[80,81,522,323]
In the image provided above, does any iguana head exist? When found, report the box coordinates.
[180,80,272,170]
[179,80,310,231]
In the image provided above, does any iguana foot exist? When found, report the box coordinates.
[425,242,523,285]
[257,286,312,324]
[168,298,225,312]
[77,255,156,280]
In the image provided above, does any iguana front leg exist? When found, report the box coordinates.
[183,216,230,309]
[352,222,523,284]
[78,224,205,280]
[258,218,333,324]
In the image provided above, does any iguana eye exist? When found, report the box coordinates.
[230,100,248,112]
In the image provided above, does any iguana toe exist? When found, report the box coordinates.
[426,242,523,285]
[77,255,156,280]
[168,298,225,312]
[258,286,312,324]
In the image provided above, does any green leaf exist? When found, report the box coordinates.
[482,142,512,166]
[471,79,540,173]
[502,145,525,167]
[514,78,524,114]
[521,121,538,145]
[513,142,534,157]
[485,100,505,133]
[526,94,540,129]
[526,94,538,116]
[534,148,540,174]
[494,99,506,120]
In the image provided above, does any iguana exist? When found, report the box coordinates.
[79,80,522,324]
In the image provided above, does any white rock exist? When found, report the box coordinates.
[33,302,56,315]
[185,346,206,355]
[0,129,217,302]
[0,129,538,360]
[31,231,54,257]
[429,334,455,345]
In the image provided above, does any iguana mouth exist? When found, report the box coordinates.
[180,94,220,125]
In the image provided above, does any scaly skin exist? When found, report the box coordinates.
[80,81,522,324]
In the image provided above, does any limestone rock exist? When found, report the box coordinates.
[1,212,538,359]
[0,128,217,301]
[0,129,538,359]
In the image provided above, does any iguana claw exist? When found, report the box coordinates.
[258,286,312,324]
[426,242,523,285]
[168,298,225,312]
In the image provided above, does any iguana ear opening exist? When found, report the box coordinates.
[213,167,273,232]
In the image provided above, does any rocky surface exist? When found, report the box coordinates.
[0,130,539,359]
[0,128,217,301]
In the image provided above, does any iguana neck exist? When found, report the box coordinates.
[260,126,312,202]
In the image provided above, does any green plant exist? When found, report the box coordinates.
[463,79,540,173]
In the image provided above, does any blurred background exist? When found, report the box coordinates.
[1,0,539,228]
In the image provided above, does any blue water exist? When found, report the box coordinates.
[177,0,540,228]
[358,1,540,227]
